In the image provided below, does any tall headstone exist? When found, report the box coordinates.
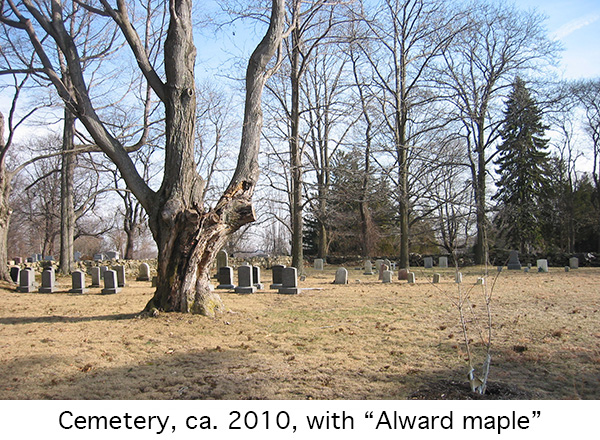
[507,250,522,270]
[537,259,549,273]
[439,256,448,268]
[270,265,285,289]
[90,266,101,288]
[70,271,87,294]
[314,258,324,270]
[39,267,56,293]
[18,268,35,293]
[10,266,20,283]
[253,266,264,290]
[278,267,302,294]
[216,250,228,273]
[101,270,120,294]
[363,260,374,275]
[217,266,235,289]
[569,257,579,269]
[382,270,393,283]
[235,265,256,294]
[334,267,348,284]
[424,257,433,269]
[115,265,126,287]
[432,273,441,284]
[136,263,151,281]
[378,263,388,280]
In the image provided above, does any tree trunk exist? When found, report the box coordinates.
[143,0,285,315]
[473,127,488,265]
[290,25,304,271]
[0,113,10,281]
[59,109,76,275]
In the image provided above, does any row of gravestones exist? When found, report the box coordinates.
[217,264,302,294]
[11,262,152,295]
[331,266,479,285]
[506,251,580,272]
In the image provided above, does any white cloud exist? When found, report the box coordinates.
[553,11,600,40]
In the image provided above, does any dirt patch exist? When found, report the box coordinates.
[1,266,599,399]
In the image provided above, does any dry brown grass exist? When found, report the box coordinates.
[0,266,598,400]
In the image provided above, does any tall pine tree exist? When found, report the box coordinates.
[493,77,550,253]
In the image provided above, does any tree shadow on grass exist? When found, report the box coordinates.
[0,313,140,325]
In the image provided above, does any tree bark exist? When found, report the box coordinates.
[0,112,11,281]
[59,108,76,275]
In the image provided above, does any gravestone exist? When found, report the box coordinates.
[398,268,409,280]
[363,260,374,275]
[334,267,348,284]
[524,267,530,273]
[253,266,264,290]
[43,255,55,261]
[439,256,448,268]
[455,272,463,284]
[270,265,286,289]
[73,251,82,262]
[569,257,579,269]
[235,265,256,294]
[70,271,87,294]
[314,259,324,270]
[537,259,549,273]
[507,250,522,270]
[217,266,235,289]
[100,266,108,276]
[432,273,441,284]
[14,257,22,264]
[18,268,35,293]
[101,270,120,294]
[90,267,101,288]
[136,263,151,281]
[476,277,485,285]
[378,263,388,280]
[10,266,20,283]
[115,265,126,287]
[374,259,384,272]
[382,270,393,283]
[93,253,104,261]
[278,267,302,294]
[216,250,228,273]
[564,266,570,272]
[106,251,119,260]
[39,267,56,293]
[424,257,433,269]
[407,272,416,284]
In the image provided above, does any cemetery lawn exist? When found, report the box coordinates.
[0,266,599,400]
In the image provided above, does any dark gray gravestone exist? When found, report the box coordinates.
[424,257,433,269]
[253,266,264,290]
[39,267,56,293]
[217,266,235,289]
[70,271,87,294]
[270,265,285,289]
[10,266,20,283]
[90,266,101,288]
[235,265,256,294]
[278,267,302,294]
[507,250,522,270]
[101,270,120,294]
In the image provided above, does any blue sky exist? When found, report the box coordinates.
[519,0,600,79]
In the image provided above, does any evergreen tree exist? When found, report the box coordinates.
[493,77,550,253]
